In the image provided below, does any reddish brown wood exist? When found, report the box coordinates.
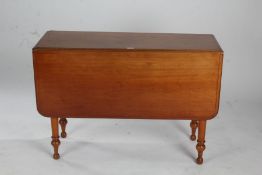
[196,120,206,164]
[59,118,67,138]
[33,51,223,120]
[34,31,223,51]
[190,120,198,141]
[51,117,60,159]
[33,31,223,163]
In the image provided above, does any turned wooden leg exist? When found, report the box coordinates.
[59,118,68,138]
[196,120,206,164]
[51,117,60,159]
[190,120,198,141]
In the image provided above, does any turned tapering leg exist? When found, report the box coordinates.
[51,117,60,159]
[190,120,198,141]
[59,118,68,138]
[196,120,206,164]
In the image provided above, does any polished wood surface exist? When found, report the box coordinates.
[190,120,198,141]
[51,117,60,159]
[33,31,223,163]
[33,50,223,120]
[196,121,206,164]
[34,31,223,52]
[59,118,67,138]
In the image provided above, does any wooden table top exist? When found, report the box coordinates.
[33,31,223,52]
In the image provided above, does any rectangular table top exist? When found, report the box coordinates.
[33,31,223,52]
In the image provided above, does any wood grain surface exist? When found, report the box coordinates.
[33,45,223,120]
[33,31,223,163]
[33,31,223,52]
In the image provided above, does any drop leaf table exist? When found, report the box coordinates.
[32,31,223,164]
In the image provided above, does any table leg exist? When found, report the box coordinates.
[51,117,60,159]
[59,118,68,138]
[190,120,198,141]
[196,120,206,164]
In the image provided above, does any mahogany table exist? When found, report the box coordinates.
[32,31,223,164]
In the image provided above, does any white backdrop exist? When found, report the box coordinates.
[0,0,262,174]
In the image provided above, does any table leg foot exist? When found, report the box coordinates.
[190,120,198,141]
[51,117,61,160]
[195,120,206,164]
[51,140,60,160]
[59,118,68,138]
